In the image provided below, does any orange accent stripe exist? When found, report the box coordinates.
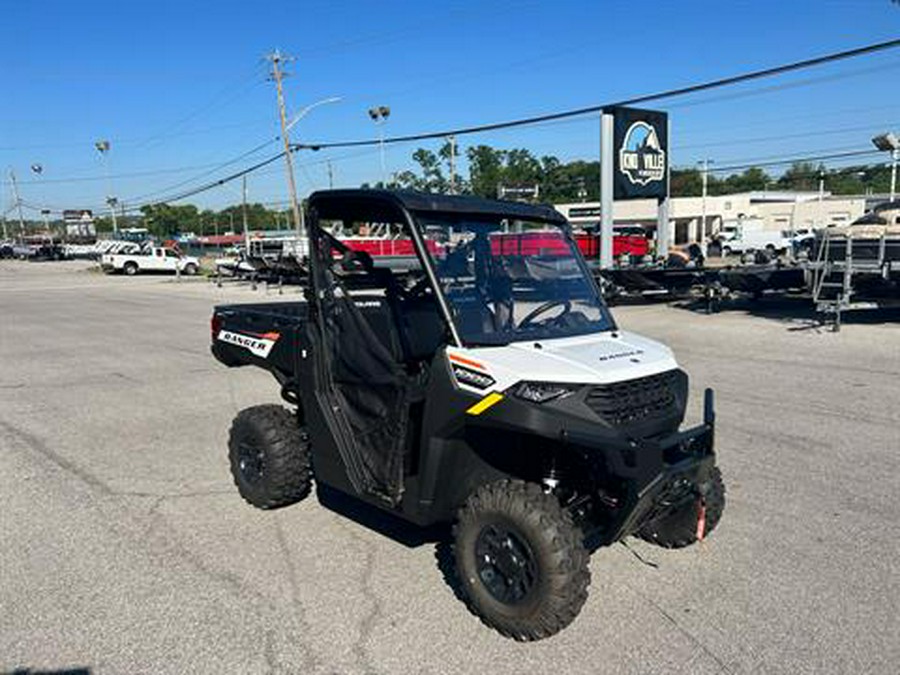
[448,353,486,371]
[259,332,281,340]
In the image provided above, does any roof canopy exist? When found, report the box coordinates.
[308,189,566,225]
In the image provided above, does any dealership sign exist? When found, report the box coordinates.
[611,107,668,200]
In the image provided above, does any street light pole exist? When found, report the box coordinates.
[368,105,391,186]
[817,168,826,228]
[891,148,898,202]
[871,132,899,203]
[95,140,118,234]
[699,159,711,244]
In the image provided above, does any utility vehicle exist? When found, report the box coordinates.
[211,190,724,641]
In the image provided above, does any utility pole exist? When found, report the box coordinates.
[267,50,304,238]
[448,135,457,194]
[242,175,250,253]
[9,169,26,239]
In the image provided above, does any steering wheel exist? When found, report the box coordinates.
[401,275,433,301]
[518,299,572,329]
[339,249,374,273]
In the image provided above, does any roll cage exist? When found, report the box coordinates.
[305,189,614,349]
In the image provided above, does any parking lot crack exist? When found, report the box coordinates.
[0,419,112,495]
[627,580,734,675]
[341,526,384,675]
[273,515,322,672]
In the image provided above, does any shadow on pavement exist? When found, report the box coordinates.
[315,484,448,548]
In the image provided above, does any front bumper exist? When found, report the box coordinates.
[466,384,718,544]
[567,388,717,543]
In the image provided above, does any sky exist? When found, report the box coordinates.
[2,0,899,217]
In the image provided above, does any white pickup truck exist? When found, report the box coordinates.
[101,246,200,276]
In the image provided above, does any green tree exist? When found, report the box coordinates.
[777,162,821,191]
[392,140,464,194]
[467,144,507,198]
[670,168,703,197]
[139,203,199,237]
[720,167,771,194]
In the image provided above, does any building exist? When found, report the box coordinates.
[554,192,874,246]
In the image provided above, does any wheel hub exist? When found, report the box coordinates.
[474,523,538,605]
[237,441,265,484]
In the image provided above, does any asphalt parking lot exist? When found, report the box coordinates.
[2,260,898,675]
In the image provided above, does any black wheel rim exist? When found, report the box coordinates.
[237,439,265,484]
[474,523,538,605]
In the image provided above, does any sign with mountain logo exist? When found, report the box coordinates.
[611,107,668,200]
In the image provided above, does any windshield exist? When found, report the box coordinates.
[420,215,614,346]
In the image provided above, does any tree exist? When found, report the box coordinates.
[670,168,703,197]
[467,145,507,198]
[139,203,199,237]
[392,140,464,194]
[777,162,821,192]
[720,167,771,194]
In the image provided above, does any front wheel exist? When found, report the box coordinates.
[638,466,725,548]
[453,480,590,641]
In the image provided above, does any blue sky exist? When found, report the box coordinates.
[2,0,899,215]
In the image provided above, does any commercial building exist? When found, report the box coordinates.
[554,192,885,246]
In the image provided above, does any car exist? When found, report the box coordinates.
[210,190,725,640]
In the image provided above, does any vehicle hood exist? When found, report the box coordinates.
[450,330,679,390]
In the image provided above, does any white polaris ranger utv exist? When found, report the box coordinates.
[211,190,725,641]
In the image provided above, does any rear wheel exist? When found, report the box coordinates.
[638,466,725,548]
[228,405,312,509]
[453,480,590,641]
[123,261,138,276]
[182,262,198,276]
[722,246,732,257]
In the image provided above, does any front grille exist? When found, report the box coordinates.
[585,370,679,426]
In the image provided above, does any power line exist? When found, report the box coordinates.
[294,38,900,151]
[125,136,280,204]
[77,38,900,212]
[706,149,882,174]
[673,121,900,151]
[0,160,258,186]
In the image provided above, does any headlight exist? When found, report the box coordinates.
[512,381,575,404]
[451,364,496,390]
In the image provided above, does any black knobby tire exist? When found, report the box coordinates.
[638,466,725,549]
[124,262,138,276]
[228,404,312,509]
[453,480,590,641]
